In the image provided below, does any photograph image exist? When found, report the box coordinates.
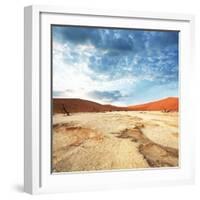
[51,25,179,173]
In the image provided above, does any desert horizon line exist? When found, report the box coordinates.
[52,96,178,107]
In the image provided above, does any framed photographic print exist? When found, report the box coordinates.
[24,5,195,194]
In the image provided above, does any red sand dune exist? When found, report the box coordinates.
[128,97,178,111]
[53,97,178,114]
[53,98,127,113]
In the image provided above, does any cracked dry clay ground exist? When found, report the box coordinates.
[52,111,179,172]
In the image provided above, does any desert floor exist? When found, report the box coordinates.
[52,111,179,173]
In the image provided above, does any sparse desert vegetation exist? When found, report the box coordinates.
[52,111,179,172]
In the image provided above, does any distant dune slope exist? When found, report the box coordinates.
[53,98,127,113]
[53,97,178,113]
[128,97,178,111]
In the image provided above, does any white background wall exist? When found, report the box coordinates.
[0,0,199,199]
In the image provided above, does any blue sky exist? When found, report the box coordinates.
[52,25,179,106]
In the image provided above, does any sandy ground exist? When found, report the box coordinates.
[52,111,179,172]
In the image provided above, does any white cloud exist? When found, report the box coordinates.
[52,41,138,104]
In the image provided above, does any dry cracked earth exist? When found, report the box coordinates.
[52,111,179,172]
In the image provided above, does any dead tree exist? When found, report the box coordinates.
[62,104,70,116]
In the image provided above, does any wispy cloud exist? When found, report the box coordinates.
[88,90,125,103]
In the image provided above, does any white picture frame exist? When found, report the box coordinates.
[24,5,195,194]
